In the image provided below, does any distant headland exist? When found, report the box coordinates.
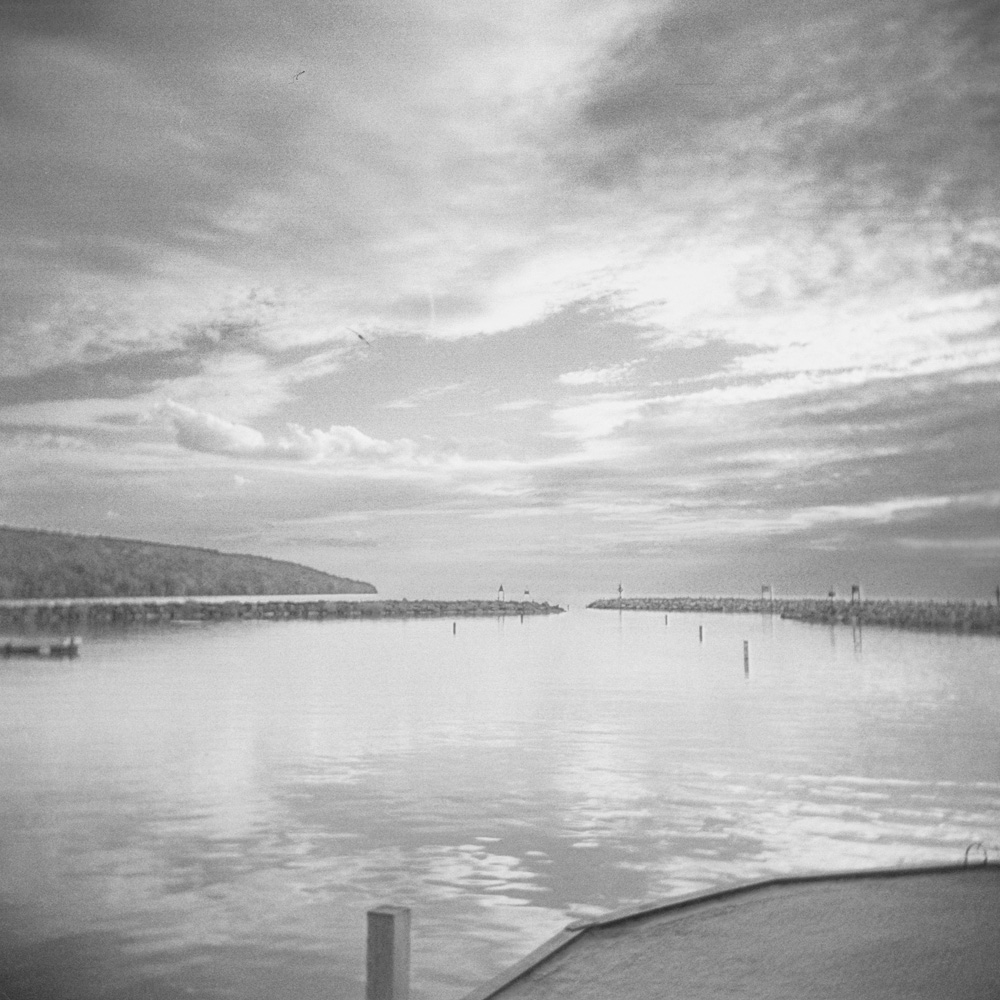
[0,526,376,599]
[587,596,1000,635]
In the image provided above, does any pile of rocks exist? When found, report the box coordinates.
[0,598,564,629]
[588,596,1000,635]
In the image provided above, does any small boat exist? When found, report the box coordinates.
[1,636,81,658]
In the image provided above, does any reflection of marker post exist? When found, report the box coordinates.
[743,640,750,676]
[367,906,410,1000]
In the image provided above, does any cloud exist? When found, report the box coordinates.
[0,346,332,439]
[558,362,637,386]
[1,0,998,600]
[0,0,663,374]
[549,396,648,441]
[0,430,95,452]
[384,383,465,409]
[571,0,999,214]
[897,537,1000,552]
[164,402,267,455]
[162,401,417,464]
[495,399,545,412]
[274,535,379,549]
[2,0,997,390]
[784,491,1000,530]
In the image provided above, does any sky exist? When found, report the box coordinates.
[1,0,998,601]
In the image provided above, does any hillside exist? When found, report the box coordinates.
[0,527,376,599]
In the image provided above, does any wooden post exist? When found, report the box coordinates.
[743,640,750,676]
[452,622,456,634]
[698,625,703,642]
[664,614,668,625]
[367,906,410,1000]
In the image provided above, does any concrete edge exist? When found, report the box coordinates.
[565,860,999,932]
[457,860,999,1000]
[457,929,584,1000]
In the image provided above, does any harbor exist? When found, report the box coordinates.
[4,0,997,995]
[0,608,996,999]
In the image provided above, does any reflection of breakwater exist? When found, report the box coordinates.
[587,597,1000,635]
[0,599,564,630]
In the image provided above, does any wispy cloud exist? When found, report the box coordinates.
[274,535,379,549]
[558,362,638,386]
[384,383,465,409]
[494,399,545,412]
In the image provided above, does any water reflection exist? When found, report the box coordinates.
[0,611,998,999]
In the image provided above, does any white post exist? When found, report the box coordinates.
[366,906,410,1000]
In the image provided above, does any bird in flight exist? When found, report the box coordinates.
[294,70,305,81]
[349,328,371,347]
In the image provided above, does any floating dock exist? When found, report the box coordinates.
[456,862,999,1000]
[1,636,80,658]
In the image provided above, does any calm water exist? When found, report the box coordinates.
[1,609,998,999]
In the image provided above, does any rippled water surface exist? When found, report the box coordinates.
[1,609,998,999]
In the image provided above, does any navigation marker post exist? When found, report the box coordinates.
[366,906,411,1000]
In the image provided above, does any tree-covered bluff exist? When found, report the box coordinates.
[0,527,376,598]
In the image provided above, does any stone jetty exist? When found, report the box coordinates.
[0,598,563,631]
[587,596,1000,635]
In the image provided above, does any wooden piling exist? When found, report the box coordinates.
[743,640,749,676]
[698,625,703,641]
[366,906,410,1000]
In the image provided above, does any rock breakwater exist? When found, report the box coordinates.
[587,596,1000,635]
[0,598,564,631]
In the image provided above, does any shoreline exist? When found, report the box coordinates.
[0,598,564,630]
[587,596,1000,635]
